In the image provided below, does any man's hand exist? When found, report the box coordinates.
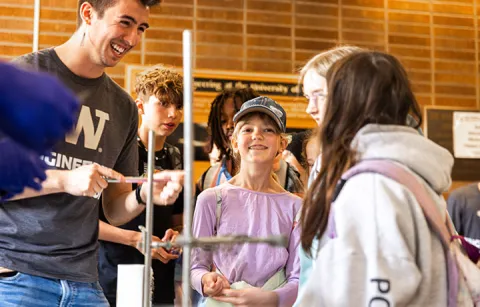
[140,170,184,206]
[151,228,180,264]
[60,163,124,197]
[162,228,182,256]
[152,244,179,264]
[213,287,278,307]
[162,228,180,242]
[201,272,230,297]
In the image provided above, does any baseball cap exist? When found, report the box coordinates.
[233,96,287,133]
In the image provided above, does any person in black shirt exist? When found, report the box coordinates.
[98,65,184,306]
[447,183,480,249]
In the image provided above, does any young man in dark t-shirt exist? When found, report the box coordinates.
[98,66,184,306]
[0,1,185,306]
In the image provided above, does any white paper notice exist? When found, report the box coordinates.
[117,264,144,307]
[453,111,480,158]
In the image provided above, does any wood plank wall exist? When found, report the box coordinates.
[1,0,479,111]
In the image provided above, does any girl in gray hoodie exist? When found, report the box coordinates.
[296,51,453,306]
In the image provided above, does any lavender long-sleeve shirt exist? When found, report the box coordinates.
[191,183,302,306]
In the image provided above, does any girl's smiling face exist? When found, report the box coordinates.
[232,114,285,165]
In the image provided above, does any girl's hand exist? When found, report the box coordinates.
[201,272,230,297]
[213,287,278,306]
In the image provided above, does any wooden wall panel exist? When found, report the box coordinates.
[0,3,33,59]
[246,0,292,73]
[387,1,432,104]
[433,1,477,109]
[0,0,479,109]
[295,1,338,69]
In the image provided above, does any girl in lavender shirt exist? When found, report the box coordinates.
[191,96,302,307]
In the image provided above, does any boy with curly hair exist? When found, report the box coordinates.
[98,65,184,306]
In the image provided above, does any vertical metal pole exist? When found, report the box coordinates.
[143,129,155,307]
[33,0,40,52]
[182,29,194,307]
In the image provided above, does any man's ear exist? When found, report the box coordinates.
[79,1,94,26]
[136,98,145,116]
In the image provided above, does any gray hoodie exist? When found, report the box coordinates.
[296,124,454,307]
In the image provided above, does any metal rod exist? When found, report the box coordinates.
[33,0,40,52]
[107,177,168,184]
[182,29,194,307]
[143,129,155,307]
[147,235,288,250]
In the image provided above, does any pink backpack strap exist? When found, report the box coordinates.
[341,160,452,245]
[333,159,458,307]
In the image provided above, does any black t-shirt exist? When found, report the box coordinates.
[1,49,138,282]
[98,140,184,305]
[447,183,480,248]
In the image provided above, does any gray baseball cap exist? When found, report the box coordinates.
[233,96,287,133]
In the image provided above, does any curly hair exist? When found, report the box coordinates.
[134,65,183,109]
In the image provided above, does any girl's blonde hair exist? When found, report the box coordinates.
[299,46,364,83]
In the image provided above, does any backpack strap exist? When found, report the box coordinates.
[214,188,222,235]
[336,159,458,307]
[165,143,183,170]
[340,160,452,246]
[198,164,219,192]
[198,167,210,192]
[216,157,233,186]
[276,159,288,189]
[207,163,222,189]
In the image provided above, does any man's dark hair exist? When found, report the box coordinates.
[76,0,161,28]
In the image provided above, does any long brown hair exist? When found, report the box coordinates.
[300,51,422,256]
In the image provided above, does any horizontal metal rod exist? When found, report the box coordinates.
[138,235,288,250]
[107,177,168,184]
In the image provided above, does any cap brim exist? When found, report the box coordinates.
[233,105,285,133]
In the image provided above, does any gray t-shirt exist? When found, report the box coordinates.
[0,48,139,282]
[447,183,480,248]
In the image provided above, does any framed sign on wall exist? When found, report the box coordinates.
[424,106,480,182]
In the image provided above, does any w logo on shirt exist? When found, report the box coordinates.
[65,105,110,150]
